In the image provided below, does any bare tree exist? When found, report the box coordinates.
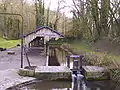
[54,0,66,30]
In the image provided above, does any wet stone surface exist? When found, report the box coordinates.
[0,69,35,90]
[18,66,72,81]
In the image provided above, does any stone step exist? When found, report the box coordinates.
[83,66,109,80]
[18,66,72,81]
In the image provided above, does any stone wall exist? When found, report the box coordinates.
[18,66,72,81]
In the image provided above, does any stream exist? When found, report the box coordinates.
[13,47,120,90]
[20,80,120,90]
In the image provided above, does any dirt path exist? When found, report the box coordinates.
[27,47,46,66]
[0,46,46,70]
[0,46,47,89]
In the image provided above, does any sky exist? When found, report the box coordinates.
[27,0,73,18]
[44,0,73,18]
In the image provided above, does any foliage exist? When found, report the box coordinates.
[0,0,71,40]
[0,0,36,39]
[70,0,120,43]
[82,52,113,67]
[109,68,120,83]
[61,41,119,67]
[35,0,45,27]
[0,37,20,48]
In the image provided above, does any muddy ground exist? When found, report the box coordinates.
[0,46,46,70]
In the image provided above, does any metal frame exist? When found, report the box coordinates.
[0,13,24,68]
[66,55,83,71]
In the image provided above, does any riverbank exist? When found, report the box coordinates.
[68,40,120,66]
[61,42,120,82]
[63,40,120,68]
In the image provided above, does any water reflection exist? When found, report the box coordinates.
[20,79,120,90]
[21,81,71,90]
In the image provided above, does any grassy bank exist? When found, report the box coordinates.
[63,40,120,67]
[68,40,92,52]
[61,40,120,82]
[0,37,20,48]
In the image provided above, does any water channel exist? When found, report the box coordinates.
[15,47,120,90]
[20,80,120,90]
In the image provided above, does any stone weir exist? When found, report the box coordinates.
[18,66,72,81]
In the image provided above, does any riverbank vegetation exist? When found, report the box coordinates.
[62,40,120,68]
[61,41,120,82]
[65,0,120,70]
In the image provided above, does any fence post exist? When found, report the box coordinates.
[66,56,70,68]
[0,13,24,68]
[79,56,83,71]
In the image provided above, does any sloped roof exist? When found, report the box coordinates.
[23,26,64,38]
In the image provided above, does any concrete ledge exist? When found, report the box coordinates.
[18,66,72,81]
[83,66,109,80]
[18,68,35,77]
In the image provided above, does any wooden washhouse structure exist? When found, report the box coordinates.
[23,26,64,48]
[20,26,64,68]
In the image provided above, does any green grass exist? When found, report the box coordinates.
[0,37,20,48]
[68,40,120,66]
[68,40,93,52]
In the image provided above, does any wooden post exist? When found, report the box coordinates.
[44,37,46,55]
[21,16,24,68]
[21,39,23,68]
[66,56,70,68]
[79,56,83,71]
[24,46,31,67]
[28,43,30,47]
[46,45,49,66]
[46,55,49,66]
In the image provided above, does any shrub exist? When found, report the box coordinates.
[82,52,113,67]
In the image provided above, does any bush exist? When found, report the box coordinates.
[82,52,113,67]
[109,68,120,83]
[61,43,118,67]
